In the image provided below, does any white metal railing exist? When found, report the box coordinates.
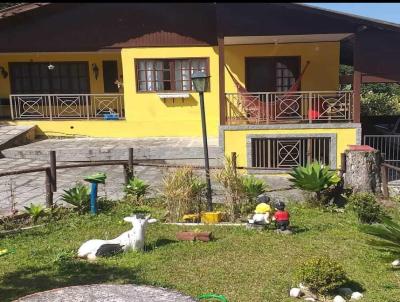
[225,90,354,125]
[9,94,125,120]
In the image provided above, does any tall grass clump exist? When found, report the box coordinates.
[214,155,247,221]
[161,166,206,222]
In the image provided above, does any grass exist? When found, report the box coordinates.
[1,201,400,302]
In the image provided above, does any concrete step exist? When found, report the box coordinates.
[0,124,36,154]
[2,137,224,162]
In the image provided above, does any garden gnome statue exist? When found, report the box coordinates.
[273,200,291,234]
[248,195,271,226]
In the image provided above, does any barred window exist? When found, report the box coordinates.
[251,137,331,169]
[136,58,209,92]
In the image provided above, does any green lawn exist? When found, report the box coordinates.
[1,202,400,302]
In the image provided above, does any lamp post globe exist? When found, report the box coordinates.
[192,71,209,92]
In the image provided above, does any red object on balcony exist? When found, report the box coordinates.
[348,145,376,151]
[308,109,320,120]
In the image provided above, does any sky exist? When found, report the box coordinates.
[304,3,400,24]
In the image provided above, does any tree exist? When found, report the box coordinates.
[340,64,400,116]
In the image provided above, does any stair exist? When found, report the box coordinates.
[0,125,36,155]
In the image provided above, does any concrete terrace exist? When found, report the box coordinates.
[1,137,222,162]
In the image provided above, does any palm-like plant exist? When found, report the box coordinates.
[360,217,400,254]
[124,178,150,204]
[241,175,268,203]
[60,183,90,214]
[289,161,341,202]
[24,203,46,224]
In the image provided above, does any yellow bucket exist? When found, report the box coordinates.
[201,212,223,224]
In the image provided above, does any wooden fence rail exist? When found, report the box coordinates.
[0,149,346,209]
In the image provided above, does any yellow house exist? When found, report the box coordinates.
[1,3,400,170]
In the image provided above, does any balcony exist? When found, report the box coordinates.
[225,90,354,125]
[9,94,124,120]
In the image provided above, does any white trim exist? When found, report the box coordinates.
[157,92,190,99]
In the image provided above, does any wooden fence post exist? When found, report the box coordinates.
[50,150,57,192]
[128,147,134,179]
[381,164,389,198]
[123,164,129,185]
[45,168,53,207]
[231,152,237,177]
[340,153,346,176]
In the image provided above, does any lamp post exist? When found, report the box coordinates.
[192,71,213,211]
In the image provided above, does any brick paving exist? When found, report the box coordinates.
[2,137,221,161]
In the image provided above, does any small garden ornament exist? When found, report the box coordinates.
[78,214,157,260]
[248,195,272,225]
[273,200,291,234]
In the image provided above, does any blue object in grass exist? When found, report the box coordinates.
[90,182,98,214]
[103,113,119,120]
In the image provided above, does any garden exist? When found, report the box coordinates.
[1,157,400,302]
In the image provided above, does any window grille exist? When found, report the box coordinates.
[136,58,208,92]
[251,137,331,168]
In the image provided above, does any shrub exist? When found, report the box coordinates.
[289,162,341,204]
[214,155,247,221]
[297,256,347,297]
[162,167,206,222]
[24,203,46,224]
[360,216,400,254]
[124,178,150,205]
[60,183,90,214]
[241,175,268,203]
[348,192,384,224]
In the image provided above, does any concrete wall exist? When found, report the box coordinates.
[221,123,361,169]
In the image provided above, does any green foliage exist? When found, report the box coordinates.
[60,183,90,214]
[124,178,150,205]
[162,166,206,222]
[297,256,348,297]
[348,192,384,224]
[360,216,400,254]
[361,83,400,116]
[289,162,341,203]
[214,156,247,221]
[24,203,46,224]
[241,175,268,203]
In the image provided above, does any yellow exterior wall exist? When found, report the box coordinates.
[3,43,343,139]
[0,52,122,117]
[224,42,340,93]
[120,46,220,137]
[7,46,220,138]
[223,127,358,169]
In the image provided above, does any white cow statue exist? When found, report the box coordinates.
[78,214,157,260]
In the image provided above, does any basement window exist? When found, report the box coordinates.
[251,137,331,169]
[135,58,209,92]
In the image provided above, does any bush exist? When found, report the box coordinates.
[360,216,400,254]
[289,162,341,204]
[297,256,348,297]
[60,183,90,214]
[348,192,384,224]
[162,167,206,222]
[124,178,150,205]
[24,203,46,224]
[242,175,268,203]
[214,155,247,221]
